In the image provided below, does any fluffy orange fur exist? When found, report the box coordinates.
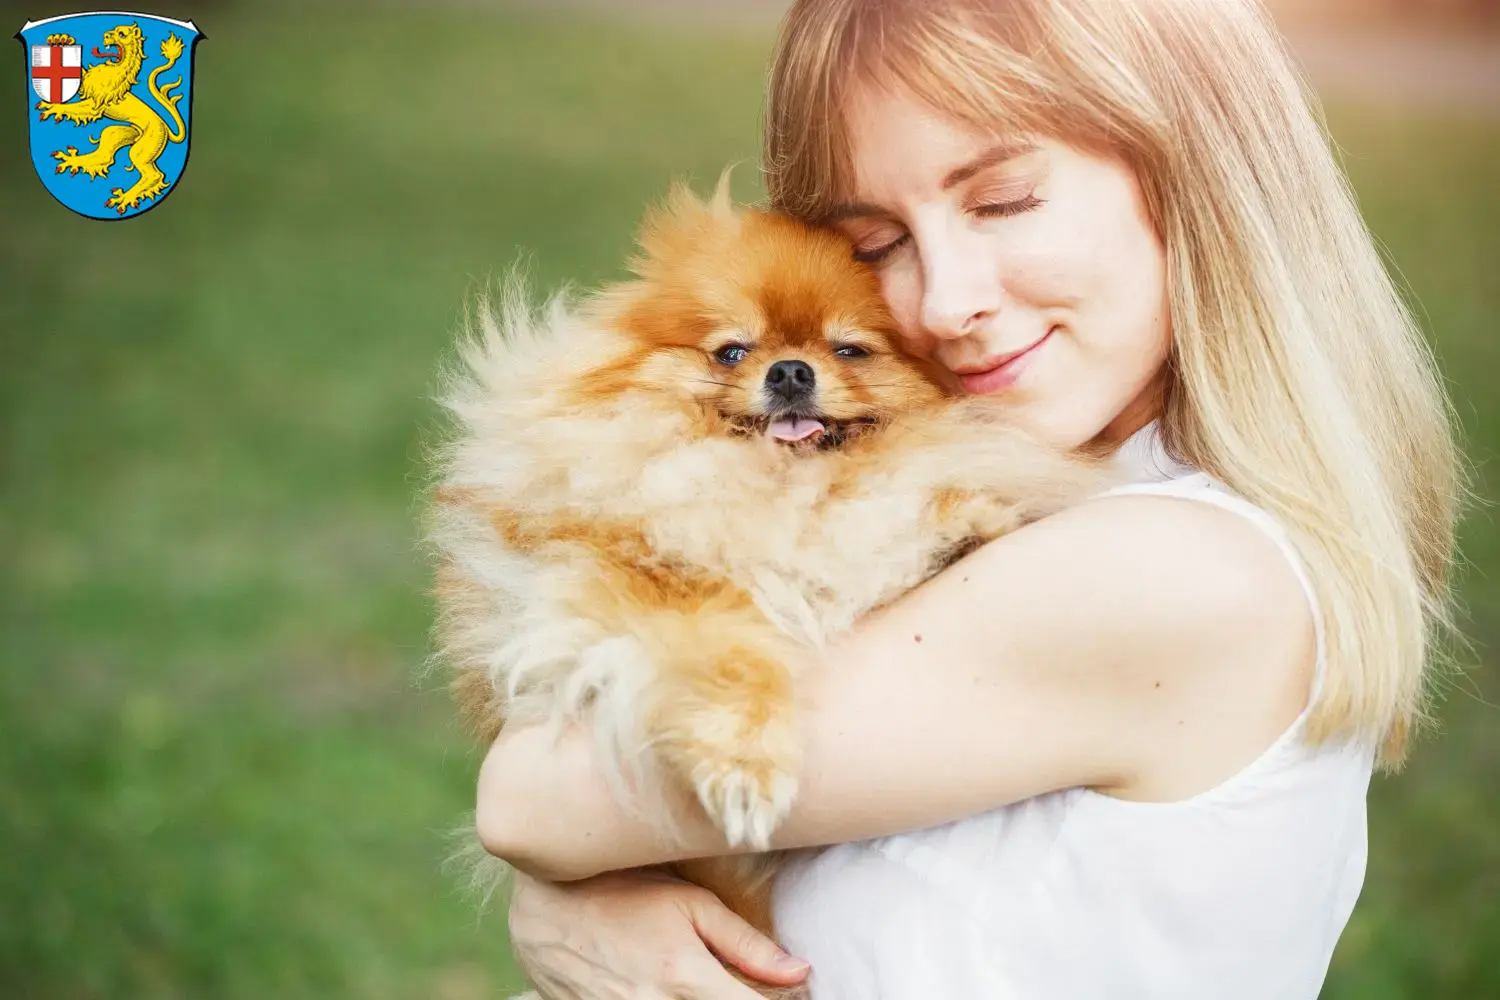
[427,177,1109,996]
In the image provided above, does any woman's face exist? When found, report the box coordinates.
[831,85,1171,448]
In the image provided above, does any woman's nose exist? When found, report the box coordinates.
[918,237,1001,341]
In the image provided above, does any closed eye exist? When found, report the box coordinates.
[852,233,909,265]
[973,194,1044,219]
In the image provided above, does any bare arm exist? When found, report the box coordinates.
[480,494,1316,882]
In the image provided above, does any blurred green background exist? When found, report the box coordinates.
[1,2,1495,998]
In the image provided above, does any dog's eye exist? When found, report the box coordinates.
[715,344,750,365]
[833,344,870,359]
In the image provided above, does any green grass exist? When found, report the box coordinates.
[1,3,1495,998]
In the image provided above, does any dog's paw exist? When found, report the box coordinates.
[648,646,803,851]
[691,756,798,851]
[659,703,801,850]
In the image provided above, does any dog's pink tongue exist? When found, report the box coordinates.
[767,418,826,442]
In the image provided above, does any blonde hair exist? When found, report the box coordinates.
[762,0,1465,765]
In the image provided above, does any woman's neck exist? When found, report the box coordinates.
[1092,373,1167,450]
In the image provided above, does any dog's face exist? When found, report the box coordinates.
[588,185,948,448]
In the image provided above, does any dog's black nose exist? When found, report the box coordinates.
[765,360,816,400]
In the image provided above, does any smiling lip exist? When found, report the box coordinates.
[955,329,1054,394]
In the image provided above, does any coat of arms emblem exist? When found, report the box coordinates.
[15,11,203,219]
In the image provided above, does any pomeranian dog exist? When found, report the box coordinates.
[427,177,1107,994]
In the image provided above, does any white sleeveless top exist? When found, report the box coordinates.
[771,422,1377,999]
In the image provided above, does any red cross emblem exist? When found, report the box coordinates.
[31,43,82,103]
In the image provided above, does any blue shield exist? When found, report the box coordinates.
[16,11,203,220]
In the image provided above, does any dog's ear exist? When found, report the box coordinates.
[707,162,741,220]
[659,170,742,228]
[626,173,744,283]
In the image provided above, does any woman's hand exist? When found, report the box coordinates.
[508,868,811,1000]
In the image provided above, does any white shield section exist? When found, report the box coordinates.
[31,44,82,103]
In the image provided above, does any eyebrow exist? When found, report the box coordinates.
[823,140,1040,223]
[941,140,1039,190]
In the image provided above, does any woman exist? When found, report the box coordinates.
[476,0,1463,997]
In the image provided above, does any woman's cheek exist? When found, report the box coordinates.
[882,270,930,357]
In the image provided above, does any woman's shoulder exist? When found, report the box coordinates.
[1010,474,1312,633]
[958,480,1319,800]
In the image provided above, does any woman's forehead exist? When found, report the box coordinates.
[835,84,1043,196]
[847,81,1039,158]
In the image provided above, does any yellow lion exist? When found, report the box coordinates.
[36,23,187,215]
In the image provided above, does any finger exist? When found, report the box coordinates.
[686,898,810,987]
[670,956,777,1000]
[514,971,578,1000]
